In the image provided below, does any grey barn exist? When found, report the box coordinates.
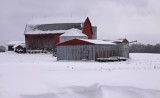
[57,38,129,61]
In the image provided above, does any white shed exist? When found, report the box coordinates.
[60,28,88,43]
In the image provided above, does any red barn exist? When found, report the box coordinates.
[24,17,97,53]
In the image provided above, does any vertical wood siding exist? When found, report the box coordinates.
[25,34,60,52]
[57,45,118,60]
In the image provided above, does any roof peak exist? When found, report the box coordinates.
[28,17,87,25]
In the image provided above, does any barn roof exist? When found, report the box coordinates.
[25,28,85,35]
[25,23,83,35]
[24,17,95,35]
[57,38,116,46]
[112,38,129,43]
[79,39,116,45]
[13,43,25,48]
[60,28,87,37]
[102,38,129,43]
[6,41,25,46]
[28,17,85,25]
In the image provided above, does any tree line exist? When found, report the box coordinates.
[130,43,160,53]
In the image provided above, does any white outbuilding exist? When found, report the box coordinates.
[59,28,88,43]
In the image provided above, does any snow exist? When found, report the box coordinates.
[78,39,116,45]
[28,17,85,25]
[6,41,25,46]
[13,43,25,48]
[60,28,87,37]
[25,28,86,35]
[25,29,67,35]
[0,52,160,98]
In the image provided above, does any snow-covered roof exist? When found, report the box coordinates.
[13,43,25,48]
[6,41,25,46]
[25,28,86,35]
[60,28,87,37]
[28,17,85,25]
[113,39,124,43]
[26,30,67,35]
[102,38,128,43]
[78,39,116,45]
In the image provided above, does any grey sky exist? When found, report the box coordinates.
[0,0,160,45]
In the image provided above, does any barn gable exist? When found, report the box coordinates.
[82,17,93,39]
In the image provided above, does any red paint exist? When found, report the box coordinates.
[122,38,129,43]
[54,34,61,43]
[82,17,93,39]
[25,34,62,44]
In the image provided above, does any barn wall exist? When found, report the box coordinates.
[60,36,88,43]
[25,34,61,52]
[57,45,117,60]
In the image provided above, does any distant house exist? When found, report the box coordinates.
[57,38,129,61]
[6,41,25,51]
[24,17,97,53]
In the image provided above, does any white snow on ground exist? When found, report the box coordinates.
[0,52,160,98]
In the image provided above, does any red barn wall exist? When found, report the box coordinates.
[82,17,93,39]
[25,34,61,51]
[57,39,95,46]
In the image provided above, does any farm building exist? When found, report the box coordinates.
[57,38,129,61]
[113,38,129,58]
[24,17,97,53]
[59,28,88,43]
[6,41,25,51]
[13,43,26,53]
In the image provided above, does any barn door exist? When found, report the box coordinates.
[82,47,89,60]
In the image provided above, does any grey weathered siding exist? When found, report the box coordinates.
[92,26,97,39]
[57,45,117,60]
[25,35,56,52]
[116,43,129,58]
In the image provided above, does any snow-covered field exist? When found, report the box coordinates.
[0,52,160,98]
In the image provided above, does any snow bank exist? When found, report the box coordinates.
[0,52,160,98]
[20,84,160,98]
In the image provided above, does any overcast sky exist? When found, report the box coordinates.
[0,0,160,45]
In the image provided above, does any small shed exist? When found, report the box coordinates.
[60,28,88,43]
[112,38,129,58]
[57,39,117,60]
[13,43,26,53]
[6,41,25,51]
